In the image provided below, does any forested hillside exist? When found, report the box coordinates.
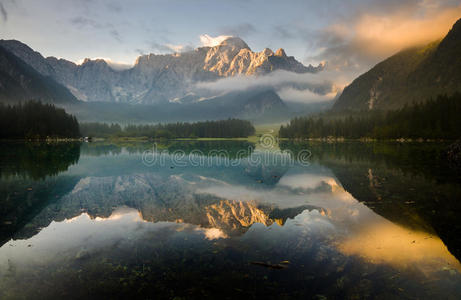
[280,94,461,140]
[0,101,80,139]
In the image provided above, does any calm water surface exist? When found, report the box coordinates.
[0,141,460,299]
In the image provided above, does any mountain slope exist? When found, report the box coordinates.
[181,89,290,121]
[0,45,77,104]
[0,37,321,105]
[66,89,291,123]
[333,18,461,111]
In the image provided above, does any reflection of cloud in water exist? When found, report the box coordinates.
[281,172,461,274]
[3,168,460,280]
[200,228,228,240]
[277,173,339,190]
[339,220,461,274]
[0,207,227,270]
[196,170,353,210]
[289,209,336,235]
[199,170,461,275]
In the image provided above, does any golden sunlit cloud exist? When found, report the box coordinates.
[201,227,228,240]
[352,6,461,57]
[338,220,461,274]
[316,3,461,71]
[165,43,187,53]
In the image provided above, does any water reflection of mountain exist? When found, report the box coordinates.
[1,142,292,246]
[281,141,461,260]
[4,140,461,262]
[2,141,461,299]
[3,165,460,300]
[11,173,319,241]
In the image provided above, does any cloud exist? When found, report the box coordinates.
[104,59,133,70]
[106,2,122,13]
[146,41,193,54]
[165,43,193,53]
[0,0,15,23]
[0,3,7,22]
[196,70,326,92]
[218,23,256,37]
[352,7,461,56]
[195,70,349,104]
[70,16,123,43]
[200,228,228,240]
[307,1,461,72]
[70,16,103,29]
[165,44,183,53]
[77,57,133,70]
[148,42,173,53]
[277,87,338,104]
[110,29,122,42]
[273,25,294,40]
[199,34,232,47]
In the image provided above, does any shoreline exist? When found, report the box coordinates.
[0,137,458,143]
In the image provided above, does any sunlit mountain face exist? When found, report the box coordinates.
[0,141,460,299]
[0,37,322,106]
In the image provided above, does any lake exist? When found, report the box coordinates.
[0,140,460,299]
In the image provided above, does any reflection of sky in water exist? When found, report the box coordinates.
[0,147,460,298]
[196,169,461,274]
[0,208,227,269]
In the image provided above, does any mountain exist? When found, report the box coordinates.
[0,37,322,105]
[0,45,77,104]
[333,18,461,111]
[177,89,290,122]
[66,89,291,123]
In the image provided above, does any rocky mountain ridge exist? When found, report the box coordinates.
[0,45,77,104]
[0,37,321,104]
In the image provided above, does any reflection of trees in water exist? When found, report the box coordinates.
[281,141,461,261]
[280,141,461,183]
[81,141,255,159]
[0,142,81,245]
[0,142,81,180]
[164,141,255,159]
[0,175,80,247]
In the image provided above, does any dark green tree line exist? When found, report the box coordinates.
[280,94,461,140]
[0,101,80,139]
[80,119,255,139]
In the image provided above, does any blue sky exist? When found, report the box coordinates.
[1,0,460,74]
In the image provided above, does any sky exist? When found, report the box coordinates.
[1,0,461,92]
